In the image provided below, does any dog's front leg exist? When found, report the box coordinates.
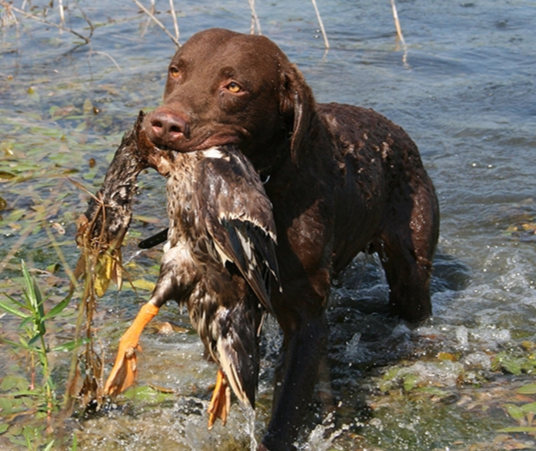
[261,312,329,451]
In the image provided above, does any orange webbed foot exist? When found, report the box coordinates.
[207,369,231,429]
[104,302,159,397]
[103,341,141,397]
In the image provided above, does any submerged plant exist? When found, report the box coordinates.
[499,382,536,436]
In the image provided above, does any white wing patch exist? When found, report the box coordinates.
[202,147,229,160]
[218,212,277,242]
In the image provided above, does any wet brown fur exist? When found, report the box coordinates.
[143,28,439,450]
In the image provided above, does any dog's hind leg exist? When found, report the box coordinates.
[376,180,439,322]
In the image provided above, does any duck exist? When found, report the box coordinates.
[99,125,280,427]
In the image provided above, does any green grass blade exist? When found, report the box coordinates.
[43,293,72,321]
[21,260,36,304]
[51,338,88,353]
[1,293,28,312]
[497,426,536,433]
[20,260,47,335]
[27,333,43,348]
[0,298,30,319]
[21,260,44,314]
[1,337,24,349]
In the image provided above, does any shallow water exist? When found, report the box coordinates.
[1,0,536,449]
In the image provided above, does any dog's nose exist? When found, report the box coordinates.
[148,109,190,144]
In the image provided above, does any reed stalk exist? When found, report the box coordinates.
[132,0,180,46]
[311,0,329,49]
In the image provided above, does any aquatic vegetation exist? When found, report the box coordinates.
[0,261,81,449]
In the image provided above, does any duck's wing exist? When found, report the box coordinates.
[194,146,279,313]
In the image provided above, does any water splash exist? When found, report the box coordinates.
[300,412,350,451]
[241,403,258,451]
[345,332,362,361]
[125,249,144,265]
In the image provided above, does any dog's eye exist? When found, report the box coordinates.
[226,82,242,93]
[169,66,180,78]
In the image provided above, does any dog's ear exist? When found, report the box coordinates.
[280,64,316,165]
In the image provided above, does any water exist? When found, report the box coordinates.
[1,0,536,449]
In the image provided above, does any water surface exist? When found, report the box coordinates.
[1,0,536,449]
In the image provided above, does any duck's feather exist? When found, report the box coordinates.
[216,304,259,408]
[194,146,279,313]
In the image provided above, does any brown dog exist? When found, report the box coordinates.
[139,28,438,449]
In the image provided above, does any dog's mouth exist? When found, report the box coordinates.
[194,134,241,151]
[142,107,249,154]
[148,132,242,154]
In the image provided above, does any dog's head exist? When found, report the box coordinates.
[144,28,315,171]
